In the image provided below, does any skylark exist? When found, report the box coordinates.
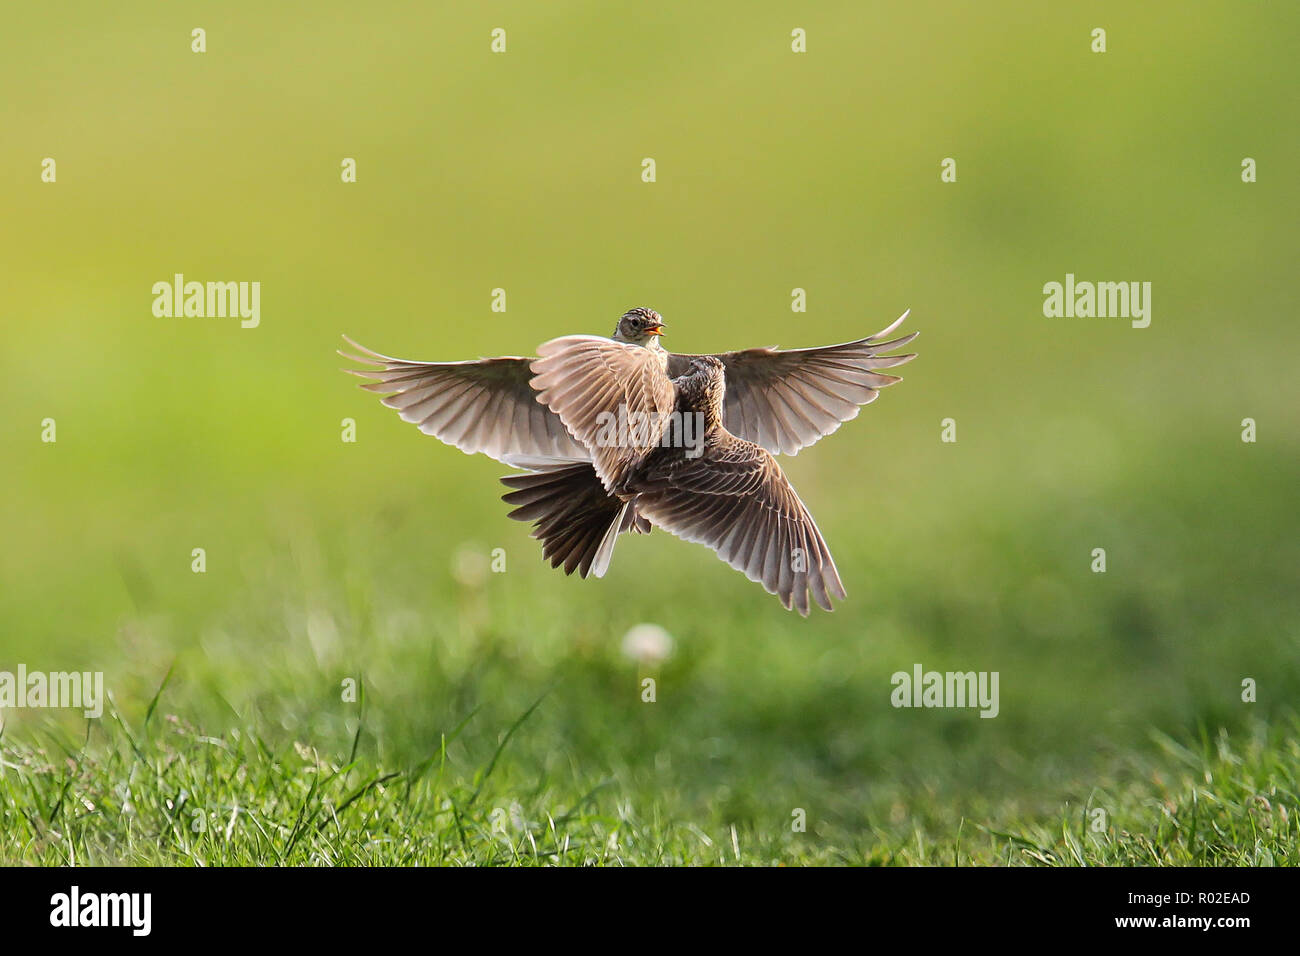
[343,307,916,614]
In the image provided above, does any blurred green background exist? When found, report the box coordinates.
[1,2,1297,863]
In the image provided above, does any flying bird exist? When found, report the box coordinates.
[342,308,916,613]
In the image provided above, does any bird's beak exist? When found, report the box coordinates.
[646,323,665,336]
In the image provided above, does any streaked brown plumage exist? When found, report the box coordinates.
[342,307,917,614]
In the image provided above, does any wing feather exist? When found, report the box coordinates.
[631,435,844,615]
[530,336,676,492]
[667,310,917,455]
[341,336,589,465]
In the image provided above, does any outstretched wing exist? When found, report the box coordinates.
[529,335,676,492]
[340,336,588,466]
[667,310,918,456]
[630,435,846,616]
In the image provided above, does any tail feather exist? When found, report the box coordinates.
[501,463,631,578]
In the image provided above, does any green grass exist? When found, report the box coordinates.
[4,695,1296,866]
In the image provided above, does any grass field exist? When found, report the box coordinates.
[2,2,1298,865]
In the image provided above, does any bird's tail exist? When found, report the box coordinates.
[500,463,642,578]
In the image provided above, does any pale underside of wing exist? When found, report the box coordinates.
[340,336,588,466]
[529,335,676,493]
[667,310,918,456]
[631,436,846,615]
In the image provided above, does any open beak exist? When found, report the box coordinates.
[646,323,665,336]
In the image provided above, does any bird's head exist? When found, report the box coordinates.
[679,354,727,415]
[612,307,666,346]
[688,354,724,376]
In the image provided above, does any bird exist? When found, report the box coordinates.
[341,307,917,613]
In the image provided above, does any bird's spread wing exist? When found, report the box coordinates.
[340,336,588,466]
[529,335,676,492]
[630,436,846,615]
[667,310,918,456]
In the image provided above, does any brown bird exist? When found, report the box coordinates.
[342,307,917,613]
